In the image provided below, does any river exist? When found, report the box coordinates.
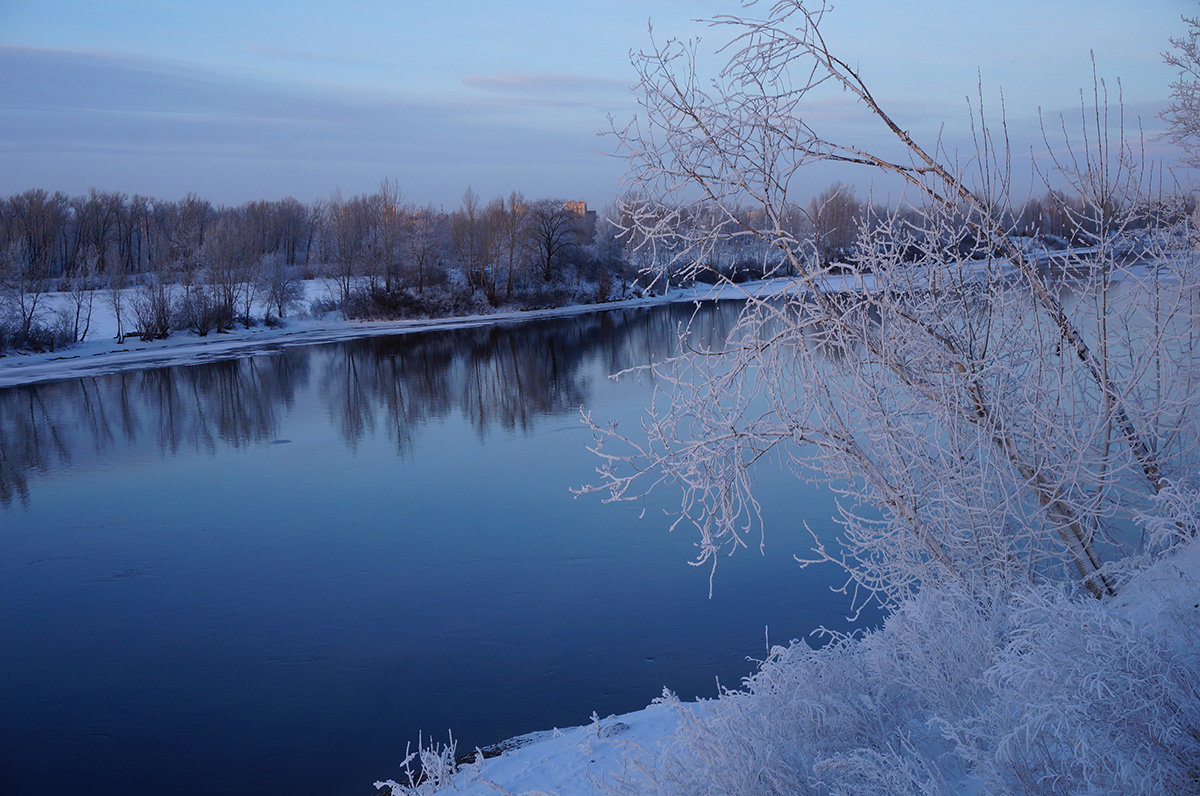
[0,301,868,795]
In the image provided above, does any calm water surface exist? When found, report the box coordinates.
[0,302,870,795]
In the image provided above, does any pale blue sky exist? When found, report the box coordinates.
[0,0,1191,207]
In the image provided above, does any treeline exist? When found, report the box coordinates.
[0,183,634,353]
[3,180,1188,356]
[631,181,1196,283]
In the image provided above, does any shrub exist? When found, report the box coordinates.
[0,315,75,354]
[341,286,491,321]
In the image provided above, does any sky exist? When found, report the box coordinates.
[0,0,1193,209]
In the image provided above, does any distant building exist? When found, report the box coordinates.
[564,201,597,246]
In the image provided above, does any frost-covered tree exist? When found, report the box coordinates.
[1163,7,1200,168]
[566,6,1200,793]
[589,0,1200,606]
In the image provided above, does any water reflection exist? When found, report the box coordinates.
[0,303,739,505]
[0,356,304,505]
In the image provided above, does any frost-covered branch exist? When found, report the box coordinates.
[595,0,1200,604]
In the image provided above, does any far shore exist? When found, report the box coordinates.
[0,279,794,390]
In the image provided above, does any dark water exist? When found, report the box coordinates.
[0,302,870,795]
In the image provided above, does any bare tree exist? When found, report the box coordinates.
[305,199,324,272]
[170,193,212,270]
[259,251,303,321]
[106,256,129,343]
[129,269,173,340]
[275,197,311,267]
[236,251,262,328]
[528,199,576,283]
[65,244,98,343]
[119,194,151,275]
[80,189,123,276]
[497,191,529,299]
[375,179,406,294]
[405,205,440,295]
[0,190,63,340]
[451,186,497,299]
[324,191,370,304]
[201,213,261,329]
[806,182,861,265]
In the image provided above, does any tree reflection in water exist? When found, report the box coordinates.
[0,302,743,506]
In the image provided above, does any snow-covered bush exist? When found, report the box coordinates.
[1140,476,1200,556]
[620,532,1200,795]
[623,582,998,794]
[966,582,1200,793]
[374,733,470,796]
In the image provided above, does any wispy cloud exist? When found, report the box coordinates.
[464,72,631,95]
[461,71,634,112]
[247,45,385,70]
[0,46,622,204]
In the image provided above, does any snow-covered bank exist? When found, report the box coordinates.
[379,528,1200,795]
[0,279,799,389]
[8,262,1125,390]
[375,704,684,796]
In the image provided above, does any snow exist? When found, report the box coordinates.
[1111,536,1200,631]
[374,704,683,796]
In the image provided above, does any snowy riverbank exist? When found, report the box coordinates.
[377,530,1200,795]
[374,703,685,796]
[0,278,807,389]
[7,258,1119,390]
